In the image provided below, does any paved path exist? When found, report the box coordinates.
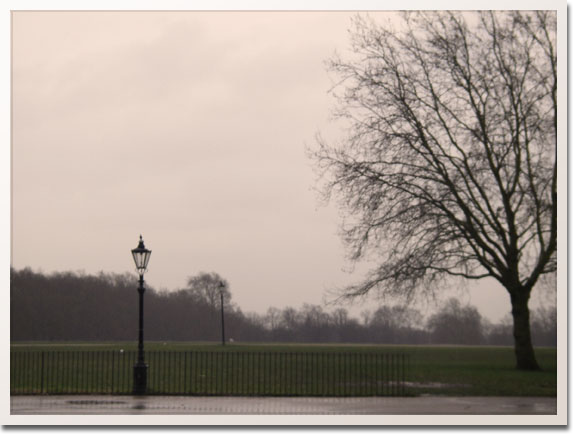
[10,395,556,415]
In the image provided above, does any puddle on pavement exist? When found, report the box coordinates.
[67,400,127,405]
[401,381,471,389]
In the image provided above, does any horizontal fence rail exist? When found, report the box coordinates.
[11,350,410,396]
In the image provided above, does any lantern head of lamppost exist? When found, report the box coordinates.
[131,235,151,277]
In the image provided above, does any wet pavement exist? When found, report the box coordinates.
[10,395,557,415]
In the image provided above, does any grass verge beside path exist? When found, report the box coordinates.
[11,342,556,397]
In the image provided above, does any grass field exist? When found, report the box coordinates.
[10,342,557,396]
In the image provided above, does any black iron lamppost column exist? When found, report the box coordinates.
[131,235,151,395]
[219,281,226,346]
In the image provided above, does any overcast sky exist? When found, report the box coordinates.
[11,11,555,323]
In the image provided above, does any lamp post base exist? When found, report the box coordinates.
[133,362,148,395]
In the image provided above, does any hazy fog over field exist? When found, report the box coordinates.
[11,11,555,322]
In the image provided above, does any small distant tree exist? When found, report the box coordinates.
[186,272,231,311]
[531,306,557,346]
[313,11,557,369]
[427,298,485,345]
[264,307,282,330]
[331,308,350,328]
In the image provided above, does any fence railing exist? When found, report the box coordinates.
[11,350,410,396]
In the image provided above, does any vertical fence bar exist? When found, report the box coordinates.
[110,351,115,394]
[245,352,249,396]
[301,352,305,396]
[97,351,102,394]
[250,352,255,396]
[56,351,62,394]
[272,352,276,396]
[171,351,175,394]
[211,352,215,395]
[49,352,54,394]
[226,350,231,395]
[218,351,222,395]
[381,353,385,396]
[39,352,44,394]
[25,352,29,394]
[203,351,207,395]
[92,351,96,394]
[18,352,22,394]
[222,350,226,395]
[194,351,198,395]
[10,352,15,394]
[156,350,161,394]
[395,353,398,396]
[205,352,209,395]
[200,351,204,395]
[175,351,179,395]
[172,350,176,395]
[401,353,404,396]
[268,352,272,396]
[240,352,244,396]
[391,353,394,396]
[379,352,383,396]
[311,352,314,396]
[186,352,194,395]
[400,354,403,396]
[61,351,66,394]
[96,350,104,394]
[49,351,54,394]
[374,353,378,396]
[260,351,264,396]
[386,354,391,396]
[16,352,19,394]
[184,351,189,395]
[52,351,60,393]
[100,351,104,394]
[344,352,349,397]
[31,352,37,395]
[88,351,93,394]
[396,353,400,396]
[148,351,153,394]
[384,353,388,396]
[45,351,50,394]
[396,353,399,396]
[255,352,260,396]
[19,352,24,395]
[9,352,13,394]
[198,351,202,395]
[286,352,290,396]
[163,351,167,395]
[175,350,179,395]
[96,351,104,394]
[183,352,187,395]
[118,351,122,394]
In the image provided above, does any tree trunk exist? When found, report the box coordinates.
[509,290,541,370]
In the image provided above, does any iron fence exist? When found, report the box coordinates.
[11,350,410,396]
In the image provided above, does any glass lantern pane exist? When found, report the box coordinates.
[143,251,151,269]
[132,251,143,269]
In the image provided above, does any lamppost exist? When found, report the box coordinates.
[219,281,226,346]
[131,235,151,395]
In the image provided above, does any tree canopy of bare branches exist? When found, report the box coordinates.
[313,11,557,370]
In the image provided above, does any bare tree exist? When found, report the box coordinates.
[427,298,485,345]
[186,272,232,311]
[313,11,557,370]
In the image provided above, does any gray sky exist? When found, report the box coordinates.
[11,11,554,323]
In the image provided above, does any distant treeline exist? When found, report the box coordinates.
[10,268,556,346]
